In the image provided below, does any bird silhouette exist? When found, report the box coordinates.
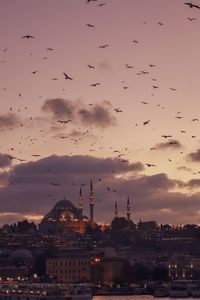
[185,2,200,9]
[63,73,73,80]
[86,23,95,28]
[22,35,34,39]
[98,44,109,48]
[125,64,134,68]
[87,64,95,69]
[143,120,150,125]
[161,135,172,138]
[187,17,196,21]
[90,83,100,87]
[146,163,156,167]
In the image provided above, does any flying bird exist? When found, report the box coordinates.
[184,2,200,9]
[57,120,72,124]
[98,44,109,48]
[162,135,172,138]
[22,35,34,39]
[97,3,106,7]
[86,23,95,28]
[63,73,73,80]
[146,163,156,167]
[125,64,134,68]
[187,17,196,21]
[87,64,95,69]
[143,120,150,125]
[90,82,100,87]
[114,108,123,113]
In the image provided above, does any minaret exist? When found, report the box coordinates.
[89,180,94,224]
[114,201,118,218]
[127,196,131,222]
[79,187,83,216]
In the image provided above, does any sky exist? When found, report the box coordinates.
[1,0,200,226]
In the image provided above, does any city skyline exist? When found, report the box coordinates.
[1,0,200,225]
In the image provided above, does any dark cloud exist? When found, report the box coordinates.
[0,154,12,168]
[154,139,182,150]
[0,154,200,226]
[41,98,75,118]
[0,113,20,127]
[187,149,200,162]
[78,101,116,128]
[41,98,116,128]
[186,179,200,189]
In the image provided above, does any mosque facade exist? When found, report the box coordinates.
[39,180,132,235]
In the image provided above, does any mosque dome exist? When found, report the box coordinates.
[46,198,82,222]
[38,198,88,235]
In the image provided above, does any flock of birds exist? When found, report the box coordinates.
[1,0,200,205]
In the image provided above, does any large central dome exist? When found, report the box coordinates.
[38,198,88,235]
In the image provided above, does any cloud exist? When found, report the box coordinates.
[154,139,182,150]
[41,98,116,128]
[41,98,75,118]
[177,166,193,173]
[1,154,200,226]
[187,149,200,162]
[0,154,12,168]
[78,101,116,128]
[0,113,20,128]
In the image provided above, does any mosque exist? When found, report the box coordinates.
[39,180,131,235]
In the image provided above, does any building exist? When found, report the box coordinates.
[46,249,91,283]
[39,181,96,235]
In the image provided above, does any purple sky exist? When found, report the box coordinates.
[1,0,200,225]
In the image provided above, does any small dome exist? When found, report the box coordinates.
[10,249,32,260]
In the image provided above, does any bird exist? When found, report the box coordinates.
[63,73,73,80]
[158,22,164,26]
[57,120,72,124]
[98,44,109,48]
[90,83,100,87]
[125,64,134,68]
[47,48,53,50]
[153,85,159,89]
[114,108,123,113]
[97,3,106,7]
[192,118,199,121]
[149,64,155,67]
[32,154,41,157]
[32,71,38,74]
[22,35,34,39]
[87,64,95,69]
[187,17,196,21]
[141,101,149,105]
[50,182,60,186]
[86,23,95,28]
[170,88,177,91]
[184,2,200,9]
[162,135,172,138]
[146,163,156,167]
[133,40,139,43]
[143,120,150,125]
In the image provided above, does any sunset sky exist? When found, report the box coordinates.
[1,0,200,226]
